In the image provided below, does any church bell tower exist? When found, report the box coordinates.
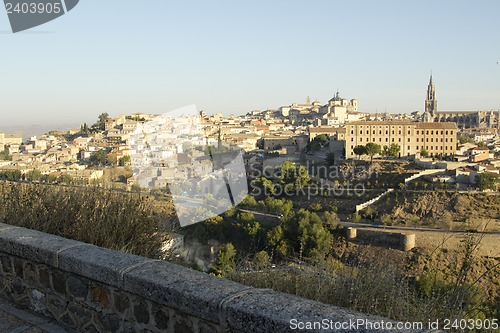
[424,75,437,122]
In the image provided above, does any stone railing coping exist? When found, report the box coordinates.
[0,223,434,332]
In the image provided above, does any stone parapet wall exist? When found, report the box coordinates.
[0,223,427,332]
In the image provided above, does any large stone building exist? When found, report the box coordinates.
[345,121,457,159]
[423,75,499,129]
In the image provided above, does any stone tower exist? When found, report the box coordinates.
[424,74,437,122]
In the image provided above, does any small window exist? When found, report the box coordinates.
[408,138,411,142]
[407,146,410,150]
[385,138,388,142]
[408,130,411,135]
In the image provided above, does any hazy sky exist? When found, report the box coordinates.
[1,0,500,127]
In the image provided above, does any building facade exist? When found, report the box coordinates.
[345,121,457,159]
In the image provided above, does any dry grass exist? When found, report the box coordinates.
[0,182,173,258]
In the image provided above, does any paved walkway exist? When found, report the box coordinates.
[0,298,70,333]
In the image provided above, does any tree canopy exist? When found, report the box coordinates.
[353,145,367,159]
[382,144,400,158]
[364,143,381,163]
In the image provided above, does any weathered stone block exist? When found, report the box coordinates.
[52,270,67,295]
[133,299,150,325]
[66,276,88,300]
[47,294,68,319]
[0,226,83,267]
[58,244,152,287]
[174,315,195,333]
[154,308,169,330]
[68,303,92,328]
[38,266,51,289]
[23,262,36,283]
[29,289,47,313]
[60,312,77,328]
[123,261,249,324]
[13,257,24,277]
[97,312,121,332]
[1,255,13,275]
[112,290,130,314]
[90,286,110,310]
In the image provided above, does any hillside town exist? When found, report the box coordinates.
[1,76,500,191]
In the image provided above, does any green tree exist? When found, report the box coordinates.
[106,153,118,166]
[119,155,131,166]
[89,150,108,166]
[237,211,255,223]
[0,170,22,181]
[253,177,276,195]
[476,172,500,191]
[307,140,321,151]
[254,250,270,270]
[58,174,72,184]
[382,143,400,158]
[325,152,335,166]
[296,210,333,261]
[26,169,42,182]
[277,160,310,191]
[0,148,11,161]
[353,145,367,159]
[420,149,429,158]
[210,243,237,277]
[241,195,258,208]
[267,225,289,257]
[314,134,329,143]
[477,141,486,147]
[95,112,110,131]
[364,143,381,163]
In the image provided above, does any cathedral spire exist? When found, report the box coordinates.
[425,74,437,122]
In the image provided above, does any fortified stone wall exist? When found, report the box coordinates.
[0,223,425,332]
[346,228,416,252]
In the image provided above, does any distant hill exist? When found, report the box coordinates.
[0,123,79,141]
